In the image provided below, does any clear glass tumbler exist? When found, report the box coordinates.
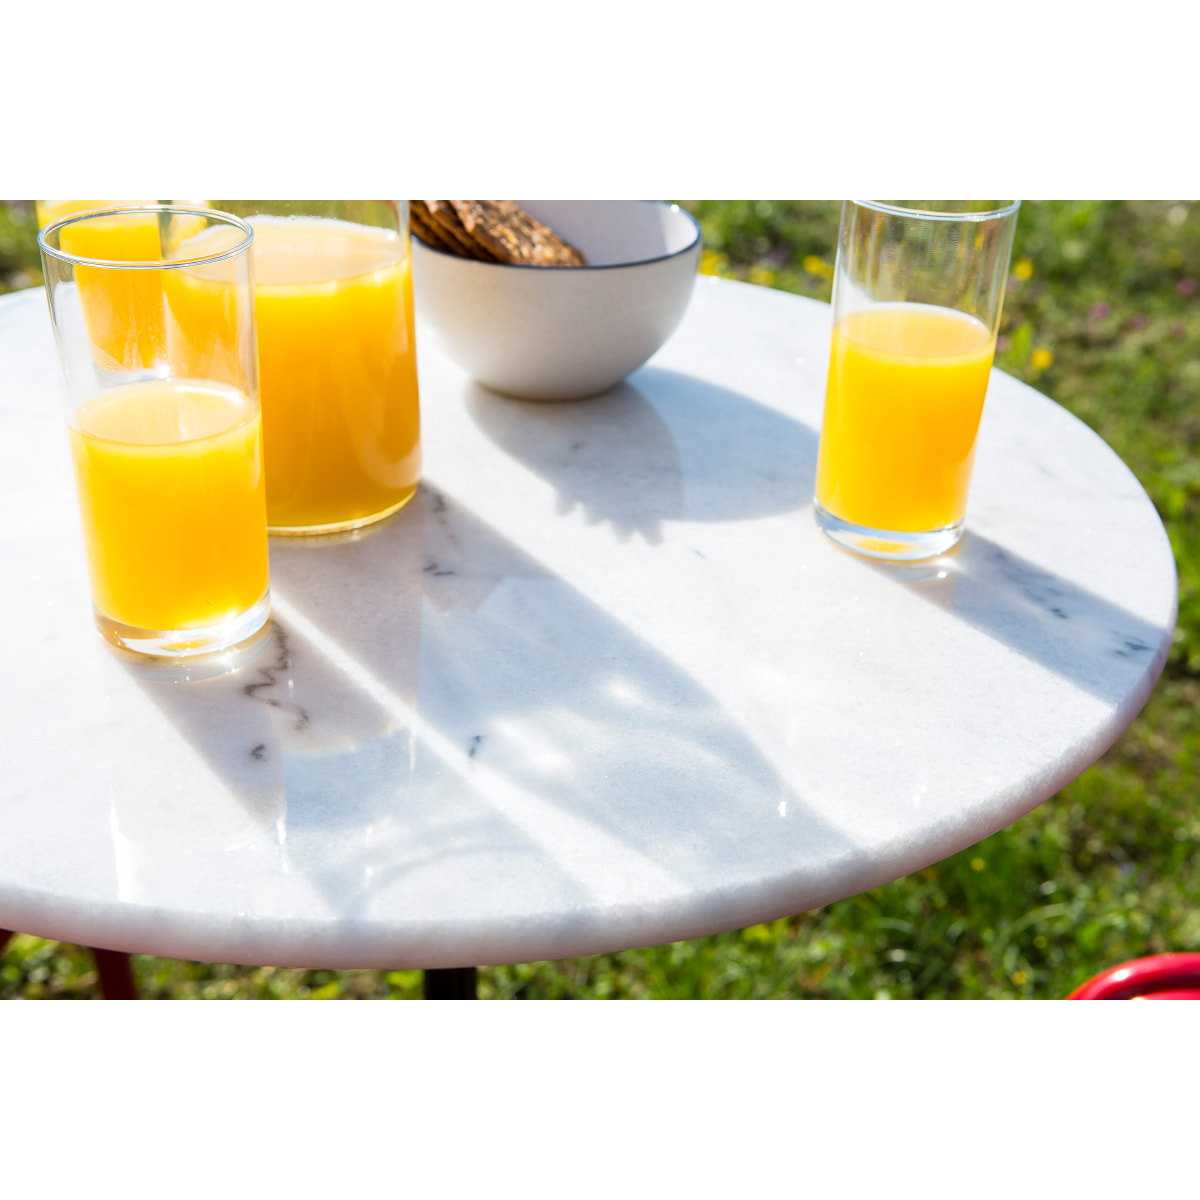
[38,206,270,657]
[213,201,422,535]
[813,200,1020,560]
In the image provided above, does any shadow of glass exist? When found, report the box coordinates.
[465,365,817,543]
[104,501,429,917]
[100,629,289,906]
[100,483,855,949]
[866,530,1173,705]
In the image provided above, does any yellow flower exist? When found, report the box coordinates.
[748,264,777,288]
[1014,258,1034,281]
[699,248,730,277]
[1031,348,1053,370]
[1012,970,1028,986]
[970,857,986,871]
[803,254,834,279]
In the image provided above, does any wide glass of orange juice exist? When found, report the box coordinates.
[38,207,270,658]
[211,201,421,535]
[814,200,1020,560]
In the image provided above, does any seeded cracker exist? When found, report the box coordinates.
[449,201,588,267]
[415,200,501,261]
[410,202,461,255]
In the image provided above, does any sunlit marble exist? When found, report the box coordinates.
[0,278,1177,969]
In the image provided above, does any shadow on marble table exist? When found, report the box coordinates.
[97,484,852,949]
[867,532,1170,706]
[465,365,818,544]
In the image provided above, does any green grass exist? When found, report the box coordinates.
[3,199,1199,999]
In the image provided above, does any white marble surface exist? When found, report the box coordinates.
[0,278,1177,969]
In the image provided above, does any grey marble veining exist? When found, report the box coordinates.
[0,278,1177,968]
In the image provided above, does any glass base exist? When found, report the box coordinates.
[813,501,963,561]
[95,590,271,659]
[267,486,418,537]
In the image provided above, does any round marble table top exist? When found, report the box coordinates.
[0,279,1178,970]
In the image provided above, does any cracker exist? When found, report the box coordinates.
[412,200,500,261]
[411,200,588,267]
[409,201,458,254]
[451,200,587,267]
[504,205,588,267]
[428,200,500,260]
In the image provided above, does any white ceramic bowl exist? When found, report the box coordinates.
[411,200,702,401]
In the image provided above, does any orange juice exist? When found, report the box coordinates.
[248,216,420,532]
[162,222,256,397]
[68,380,268,634]
[36,200,154,228]
[815,303,995,532]
[49,206,166,371]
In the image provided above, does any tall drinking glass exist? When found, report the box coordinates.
[39,207,270,657]
[212,201,422,535]
[813,200,1020,560]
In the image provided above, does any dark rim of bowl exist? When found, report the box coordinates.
[411,200,702,271]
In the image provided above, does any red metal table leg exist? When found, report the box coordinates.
[93,948,139,999]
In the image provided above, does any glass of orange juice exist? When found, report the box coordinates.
[38,207,271,658]
[210,201,421,535]
[36,202,167,372]
[814,200,1020,560]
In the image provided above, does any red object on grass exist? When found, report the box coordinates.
[1067,953,1200,999]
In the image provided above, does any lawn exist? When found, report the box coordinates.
[2,199,1197,999]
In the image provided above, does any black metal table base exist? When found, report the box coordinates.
[423,967,478,999]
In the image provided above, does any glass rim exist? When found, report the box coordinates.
[851,199,1021,222]
[37,205,254,270]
